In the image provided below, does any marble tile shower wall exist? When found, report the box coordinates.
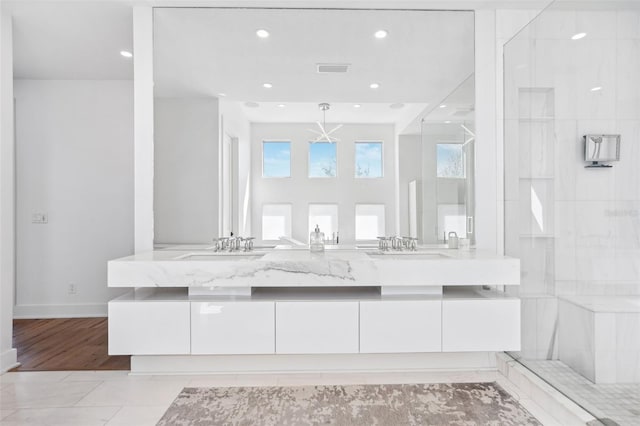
[505,9,640,300]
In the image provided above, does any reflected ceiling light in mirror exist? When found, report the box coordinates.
[353,104,361,108]
[571,32,586,40]
[256,29,270,38]
[244,101,259,108]
[277,104,285,108]
[263,83,273,88]
[120,50,132,58]
[444,120,452,124]
[390,103,404,109]
[369,83,380,89]
[590,86,602,92]
[374,30,388,39]
[439,104,446,108]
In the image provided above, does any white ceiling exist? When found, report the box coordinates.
[11,2,133,80]
[9,3,475,127]
[153,8,474,123]
[239,102,428,124]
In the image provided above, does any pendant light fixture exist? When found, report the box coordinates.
[308,103,342,143]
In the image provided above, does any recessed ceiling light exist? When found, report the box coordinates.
[263,83,273,89]
[277,104,285,108]
[370,83,380,89]
[374,30,388,39]
[571,32,586,40]
[218,93,227,97]
[120,50,132,58]
[244,101,260,108]
[390,103,404,109]
[256,29,270,38]
[353,104,361,108]
[439,104,447,108]
[591,86,602,92]
[444,120,452,124]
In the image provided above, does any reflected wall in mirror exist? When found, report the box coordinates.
[152,8,475,246]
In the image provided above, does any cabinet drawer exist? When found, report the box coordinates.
[360,300,441,353]
[108,301,190,355]
[442,299,520,352]
[276,301,359,354]
[191,301,275,354]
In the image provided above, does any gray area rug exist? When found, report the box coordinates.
[157,382,542,425]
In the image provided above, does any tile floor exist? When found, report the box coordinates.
[522,359,640,426]
[0,369,558,425]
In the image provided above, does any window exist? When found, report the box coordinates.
[308,142,337,177]
[437,204,467,242]
[355,204,385,240]
[355,142,383,178]
[308,204,339,242]
[262,141,291,177]
[436,143,465,178]
[262,204,292,240]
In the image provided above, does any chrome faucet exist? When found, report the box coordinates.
[212,236,255,252]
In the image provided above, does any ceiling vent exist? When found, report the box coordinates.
[317,63,350,74]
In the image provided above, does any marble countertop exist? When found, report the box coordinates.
[108,245,520,288]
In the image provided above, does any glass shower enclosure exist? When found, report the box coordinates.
[503,2,640,424]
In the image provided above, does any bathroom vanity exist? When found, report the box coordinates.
[108,246,521,374]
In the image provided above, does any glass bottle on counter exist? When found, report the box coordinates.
[309,224,325,252]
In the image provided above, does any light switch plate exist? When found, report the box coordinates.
[32,213,48,224]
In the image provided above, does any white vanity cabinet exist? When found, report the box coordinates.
[108,300,190,355]
[191,301,275,354]
[442,298,520,352]
[275,301,359,354]
[359,300,442,353]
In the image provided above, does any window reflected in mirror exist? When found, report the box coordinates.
[355,204,385,240]
[262,204,292,240]
[308,142,337,178]
[355,142,383,178]
[436,143,465,178]
[263,141,291,178]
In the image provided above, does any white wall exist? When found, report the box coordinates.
[219,99,252,237]
[251,123,396,243]
[398,134,422,237]
[154,97,219,244]
[14,80,134,318]
[133,6,154,253]
[0,10,17,371]
[505,8,640,298]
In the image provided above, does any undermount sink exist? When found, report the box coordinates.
[366,251,448,260]
[173,252,265,260]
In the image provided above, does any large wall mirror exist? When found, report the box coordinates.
[152,8,475,246]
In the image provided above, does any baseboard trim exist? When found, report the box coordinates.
[131,352,498,375]
[496,353,597,426]
[1,348,19,373]
[13,303,107,319]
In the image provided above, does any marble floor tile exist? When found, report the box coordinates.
[0,372,71,386]
[62,371,131,382]
[187,374,241,388]
[1,406,120,426]
[74,380,186,407]
[1,409,16,420]
[0,369,556,425]
[149,374,214,382]
[0,381,102,410]
[522,359,640,426]
[105,405,168,426]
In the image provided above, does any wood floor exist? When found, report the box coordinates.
[11,318,130,371]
